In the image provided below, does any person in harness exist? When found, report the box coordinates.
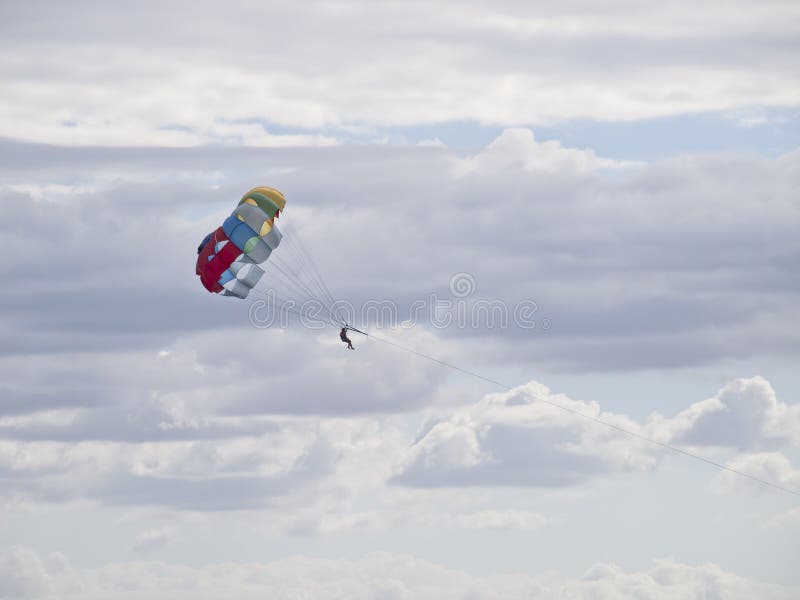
[340,327,354,350]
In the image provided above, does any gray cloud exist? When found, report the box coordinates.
[1,1,799,145]
[0,432,337,511]
[1,130,798,516]
[1,1,798,590]
[1,131,798,379]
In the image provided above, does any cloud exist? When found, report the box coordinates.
[710,452,800,495]
[444,509,548,531]
[1,3,798,591]
[283,509,386,538]
[0,546,50,600]
[394,376,800,491]
[0,325,450,432]
[1,546,797,600]
[0,430,338,510]
[1,130,799,514]
[4,2,800,145]
[574,559,796,600]
[658,376,800,450]
[0,547,82,600]
[394,381,659,488]
[1,131,798,376]
[2,373,797,512]
[452,128,638,176]
[767,506,800,529]
[132,528,171,554]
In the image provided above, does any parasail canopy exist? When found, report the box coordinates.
[196,186,346,327]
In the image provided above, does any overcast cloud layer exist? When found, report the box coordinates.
[2,0,799,145]
[2,1,799,597]
[2,130,798,372]
[2,132,799,595]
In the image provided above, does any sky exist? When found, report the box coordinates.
[1,1,799,598]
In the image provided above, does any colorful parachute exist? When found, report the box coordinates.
[196,186,286,299]
[195,187,348,329]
